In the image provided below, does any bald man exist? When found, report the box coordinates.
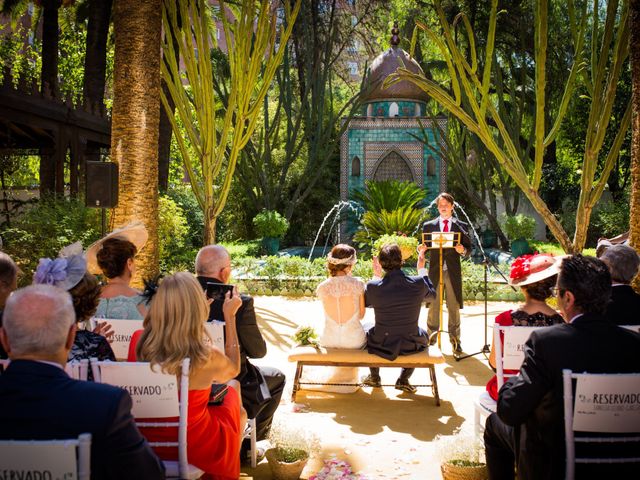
[196,245,285,463]
[0,285,165,479]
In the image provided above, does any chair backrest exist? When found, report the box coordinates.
[494,325,543,389]
[204,321,225,351]
[562,369,640,480]
[0,433,91,480]
[90,358,192,477]
[0,359,88,380]
[90,318,144,360]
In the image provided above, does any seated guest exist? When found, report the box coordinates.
[486,254,563,400]
[33,250,115,363]
[484,255,640,480]
[129,272,245,479]
[0,285,165,480]
[196,245,285,462]
[0,251,18,315]
[0,252,19,358]
[303,244,366,394]
[362,243,435,393]
[600,244,640,325]
[87,222,149,319]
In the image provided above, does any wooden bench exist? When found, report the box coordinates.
[287,346,445,405]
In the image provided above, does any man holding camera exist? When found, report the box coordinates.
[196,245,285,464]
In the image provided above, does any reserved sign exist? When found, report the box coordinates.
[502,327,537,370]
[0,442,77,480]
[573,374,640,433]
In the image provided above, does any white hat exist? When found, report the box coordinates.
[86,221,148,274]
[509,254,564,287]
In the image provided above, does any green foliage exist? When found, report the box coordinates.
[352,180,426,212]
[0,22,41,88]
[353,206,427,246]
[500,214,536,241]
[252,210,289,239]
[221,241,261,259]
[1,197,102,285]
[372,234,418,260]
[268,419,319,462]
[158,195,191,272]
[589,197,630,240]
[166,186,205,249]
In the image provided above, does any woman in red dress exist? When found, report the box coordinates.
[128,272,245,480]
[486,254,564,400]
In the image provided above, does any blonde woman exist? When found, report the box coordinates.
[128,272,245,480]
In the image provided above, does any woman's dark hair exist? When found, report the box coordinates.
[522,275,557,301]
[327,244,356,276]
[96,238,137,279]
[68,273,101,322]
[378,243,403,271]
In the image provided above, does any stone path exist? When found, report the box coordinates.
[241,297,519,479]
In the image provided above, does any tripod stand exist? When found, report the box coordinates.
[455,241,515,361]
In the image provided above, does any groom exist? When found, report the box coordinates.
[362,243,435,393]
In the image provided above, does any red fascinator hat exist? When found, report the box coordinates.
[509,253,563,287]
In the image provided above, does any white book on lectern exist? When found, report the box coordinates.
[431,232,456,248]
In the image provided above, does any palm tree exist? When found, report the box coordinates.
[630,0,640,290]
[110,0,162,284]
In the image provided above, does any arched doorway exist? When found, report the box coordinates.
[373,150,414,182]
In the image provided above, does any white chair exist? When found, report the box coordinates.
[0,359,88,380]
[0,433,91,480]
[243,417,257,468]
[474,324,543,438]
[621,324,640,333]
[90,358,204,479]
[90,318,143,360]
[562,369,640,480]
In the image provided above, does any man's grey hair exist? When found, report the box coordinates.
[195,245,229,276]
[3,284,75,357]
[600,244,640,284]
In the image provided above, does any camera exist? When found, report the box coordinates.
[205,282,234,301]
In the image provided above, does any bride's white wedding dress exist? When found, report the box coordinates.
[302,275,366,394]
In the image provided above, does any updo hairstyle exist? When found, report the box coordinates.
[521,274,557,301]
[68,272,101,322]
[96,238,137,279]
[327,244,356,276]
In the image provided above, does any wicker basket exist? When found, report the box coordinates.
[266,448,308,480]
[440,462,488,480]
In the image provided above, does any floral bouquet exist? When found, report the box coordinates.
[293,325,319,347]
[309,457,370,480]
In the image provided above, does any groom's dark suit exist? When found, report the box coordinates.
[365,269,435,361]
[0,360,165,480]
[485,314,640,479]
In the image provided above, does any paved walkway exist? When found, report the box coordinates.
[241,297,518,479]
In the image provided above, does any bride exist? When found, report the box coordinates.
[305,244,366,393]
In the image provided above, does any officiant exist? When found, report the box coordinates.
[422,192,472,354]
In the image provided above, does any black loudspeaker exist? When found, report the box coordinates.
[86,161,119,208]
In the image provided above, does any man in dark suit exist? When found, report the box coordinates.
[195,245,285,462]
[362,243,435,393]
[0,284,165,480]
[422,192,472,354]
[484,255,640,480]
[600,244,640,325]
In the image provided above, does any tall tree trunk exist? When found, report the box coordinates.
[83,0,112,113]
[41,0,61,97]
[110,0,162,285]
[630,0,640,291]
[157,78,173,193]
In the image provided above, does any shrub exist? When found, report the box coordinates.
[252,210,289,239]
[166,186,204,248]
[372,233,419,260]
[1,196,102,285]
[501,213,536,241]
[158,195,192,272]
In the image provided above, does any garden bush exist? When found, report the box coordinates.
[158,195,193,273]
[1,196,102,285]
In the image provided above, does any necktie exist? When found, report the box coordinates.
[443,219,449,232]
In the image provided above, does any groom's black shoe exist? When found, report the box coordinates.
[395,379,417,394]
[361,374,382,388]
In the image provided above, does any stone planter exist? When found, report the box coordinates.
[266,448,308,480]
[441,461,488,480]
[510,238,531,258]
[262,237,280,255]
